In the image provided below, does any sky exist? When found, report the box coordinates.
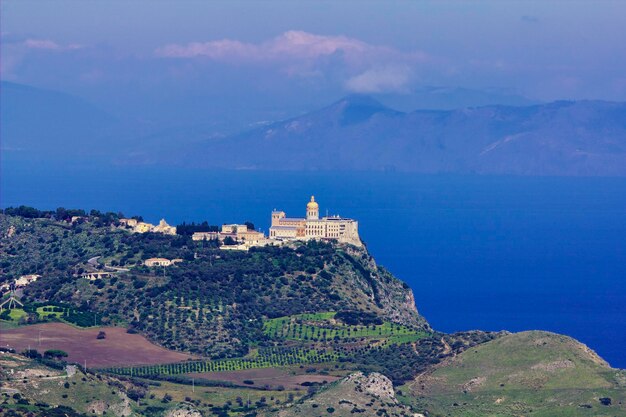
[2,0,626,126]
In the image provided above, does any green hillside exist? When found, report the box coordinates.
[0,212,427,359]
[3,208,624,417]
[262,372,415,417]
[402,331,626,416]
[0,351,303,417]
[0,352,134,416]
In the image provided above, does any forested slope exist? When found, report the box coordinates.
[0,211,427,358]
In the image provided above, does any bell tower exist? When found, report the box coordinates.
[306,196,319,220]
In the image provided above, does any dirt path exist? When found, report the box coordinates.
[441,337,452,355]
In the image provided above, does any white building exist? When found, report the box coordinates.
[269,196,361,246]
[144,258,182,267]
[152,219,177,235]
[120,218,177,235]
[15,274,40,288]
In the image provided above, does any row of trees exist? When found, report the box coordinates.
[175,221,219,236]
[3,205,135,223]
[264,318,416,341]
[103,347,339,377]
[175,220,255,236]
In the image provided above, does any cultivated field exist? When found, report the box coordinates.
[188,367,342,390]
[263,312,427,343]
[0,322,193,367]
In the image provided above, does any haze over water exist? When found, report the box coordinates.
[3,162,625,368]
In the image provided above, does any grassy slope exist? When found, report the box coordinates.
[0,352,306,417]
[263,372,414,417]
[401,331,626,417]
[0,353,130,415]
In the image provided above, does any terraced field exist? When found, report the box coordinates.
[103,312,432,379]
[263,312,427,342]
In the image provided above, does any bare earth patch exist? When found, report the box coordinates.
[462,376,486,392]
[531,360,575,372]
[0,322,193,367]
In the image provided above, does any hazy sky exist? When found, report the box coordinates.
[2,1,626,124]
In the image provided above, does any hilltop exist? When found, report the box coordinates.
[0,210,428,358]
[403,331,626,416]
[0,209,496,376]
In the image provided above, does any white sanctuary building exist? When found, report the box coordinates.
[269,196,361,246]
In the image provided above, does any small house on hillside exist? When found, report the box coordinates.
[144,258,182,267]
[15,274,40,288]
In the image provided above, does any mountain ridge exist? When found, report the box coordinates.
[184,96,626,176]
[4,81,625,176]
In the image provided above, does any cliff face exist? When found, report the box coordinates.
[338,245,428,329]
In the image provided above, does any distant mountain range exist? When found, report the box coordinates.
[185,95,626,176]
[3,81,626,176]
[1,81,122,160]
[376,86,538,111]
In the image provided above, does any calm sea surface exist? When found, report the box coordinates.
[3,163,626,367]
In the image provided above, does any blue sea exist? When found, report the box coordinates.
[2,162,625,368]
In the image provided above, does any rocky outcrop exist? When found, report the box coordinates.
[266,372,415,417]
[342,372,396,400]
[165,407,203,417]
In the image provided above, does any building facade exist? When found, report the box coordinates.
[15,274,40,288]
[144,258,182,267]
[192,224,265,244]
[152,219,177,235]
[120,218,177,235]
[269,196,361,246]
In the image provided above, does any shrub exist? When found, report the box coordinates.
[44,349,68,360]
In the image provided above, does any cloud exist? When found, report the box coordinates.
[155,31,429,92]
[23,39,83,50]
[345,66,413,93]
[155,31,371,62]
[157,39,257,60]
[154,30,430,72]
[0,36,85,79]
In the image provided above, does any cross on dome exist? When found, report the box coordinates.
[307,195,319,210]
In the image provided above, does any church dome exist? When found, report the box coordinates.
[307,196,319,210]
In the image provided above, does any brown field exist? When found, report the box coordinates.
[0,322,193,368]
[188,367,341,390]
